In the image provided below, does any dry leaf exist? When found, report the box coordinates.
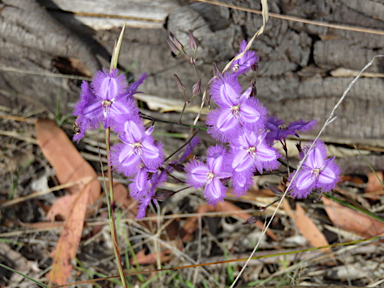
[340,175,364,186]
[21,221,64,229]
[112,182,137,217]
[35,118,100,206]
[48,182,91,286]
[132,249,172,265]
[47,177,94,220]
[295,204,330,253]
[323,197,384,239]
[35,119,101,285]
[365,171,384,193]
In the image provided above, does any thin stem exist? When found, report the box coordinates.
[140,113,207,131]
[106,128,114,204]
[105,128,127,288]
[178,101,188,124]
[0,263,47,287]
[164,129,199,162]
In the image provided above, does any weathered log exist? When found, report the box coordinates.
[39,0,179,29]
[314,40,384,72]
[0,0,101,110]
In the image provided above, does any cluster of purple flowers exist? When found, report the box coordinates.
[186,40,281,203]
[73,68,166,218]
[185,40,340,202]
[73,40,341,218]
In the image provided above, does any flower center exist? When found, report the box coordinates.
[102,100,113,117]
[311,168,320,179]
[207,171,215,184]
[133,142,143,154]
[231,105,240,117]
[232,64,240,72]
[247,146,256,158]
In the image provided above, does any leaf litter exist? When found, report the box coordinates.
[1,109,384,287]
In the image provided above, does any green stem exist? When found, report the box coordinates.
[105,128,127,288]
[0,263,47,287]
[324,193,384,224]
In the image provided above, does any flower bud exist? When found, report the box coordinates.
[242,216,258,225]
[169,32,183,51]
[192,79,201,96]
[249,80,257,97]
[166,38,180,56]
[153,189,176,201]
[188,30,198,51]
[265,184,283,196]
[212,62,221,77]
[174,74,185,92]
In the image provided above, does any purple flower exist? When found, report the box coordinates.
[210,73,242,107]
[231,170,254,196]
[289,141,340,199]
[230,129,280,174]
[129,166,151,199]
[130,167,168,219]
[73,69,146,142]
[229,130,280,195]
[137,194,153,219]
[111,119,164,177]
[207,87,267,142]
[265,116,317,145]
[230,40,260,75]
[265,116,288,144]
[185,145,232,206]
[286,119,317,136]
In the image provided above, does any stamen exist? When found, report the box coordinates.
[311,168,320,179]
[246,146,257,159]
[133,142,143,155]
[207,171,215,183]
[231,105,240,117]
[102,100,113,117]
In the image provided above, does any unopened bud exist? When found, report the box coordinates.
[169,32,183,51]
[174,74,185,92]
[189,56,195,65]
[212,62,221,77]
[166,38,180,56]
[251,64,258,71]
[153,189,176,201]
[242,216,258,225]
[265,184,283,196]
[188,30,198,51]
[249,81,257,97]
[192,79,201,96]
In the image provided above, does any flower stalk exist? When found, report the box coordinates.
[105,127,127,288]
